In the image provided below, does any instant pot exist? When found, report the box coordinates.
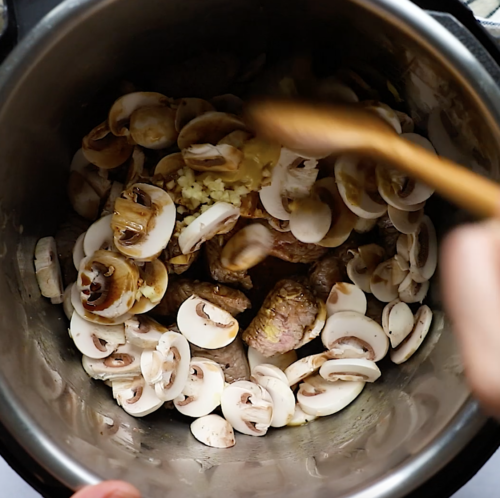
[1,0,500,497]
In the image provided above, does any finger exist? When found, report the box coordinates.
[72,481,141,498]
[441,222,500,416]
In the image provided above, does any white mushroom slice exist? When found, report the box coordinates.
[362,101,402,133]
[353,217,377,234]
[370,258,408,302]
[124,147,145,188]
[154,152,185,178]
[190,414,235,449]
[178,202,240,254]
[247,348,297,373]
[326,283,367,317]
[289,197,332,244]
[78,251,139,319]
[130,259,168,314]
[102,181,124,217]
[73,232,86,271]
[391,305,433,364]
[129,105,177,149]
[388,205,423,235]
[322,311,389,362]
[182,143,243,172]
[177,295,238,349]
[175,98,215,132]
[221,224,272,272]
[221,380,273,436]
[396,110,415,133]
[382,299,414,348]
[63,284,75,320]
[174,357,225,417]
[83,214,114,256]
[295,300,327,349]
[297,375,365,417]
[398,274,429,304]
[397,234,411,262]
[319,359,381,383]
[284,352,334,386]
[124,315,167,349]
[253,375,295,427]
[112,183,176,261]
[177,112,247,150]
[112,376,164,417]
[251,364,288,385]
[70,148,111,198]
[259,162,291,221]
[34,237,63,302]
[67,171,100,221]
[287,404,318,426]
[317,77,359,103]
[409,216,437,283]
[218,129,252,148]
[335,155,387,219]
[69,312,125,359]
[108,91,173,137]
[82,121,133,169]
[346,244,385,293]
[82,342,142,381]
[395,253,410,272]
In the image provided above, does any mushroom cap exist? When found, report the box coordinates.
[259,161,291,221]
[174,357,225,418]
[346,244,385,293]
[102,181,124,217]
[190,414,235,449]
[124,315,167,349]
[397,233,411,262]
[124,147,145,189]
[319,358,381,382]
[129,105,177,149]
[130,259,168,314]
[326,282,367,317]
[112,376,164,417]
[398,273,429,304]
[251,364,288,386]
[409,216,437,283]
[362,101,402,133]
[82,342,142,381]
[353,217,377,234]
[317,77,359,103]
[335,155,387,219]
[77,250,139,319]
[154,152,185,178]
[69,312,125,359]
[297,375,365,417]
[253,375,295,427]
[391,305,433,364]
[221,380,274,436]
[382,299,414,348]
[63,284,75,320]
[177,295,239,349]
[370,258,408,302]
[178,202,240,255]
[73,232,86,270]
[83,214,114,257]
[289,197,332,244]
[112,183,176,261]
[388,205,423,235]
[221,224,273,272]
[284,352,334,386]
[67,171,100,221]
[322,311,389,362]
[182,143,243,172]
[287,404,318,426]
[34,236,64,301]
[175,98,215,132]
[247,347,297,373]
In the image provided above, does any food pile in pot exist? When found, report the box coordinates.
[33,81,437,449]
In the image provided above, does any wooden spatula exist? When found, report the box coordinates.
[247,100,500,218]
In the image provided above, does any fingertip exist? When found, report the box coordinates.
[73,481,141,498]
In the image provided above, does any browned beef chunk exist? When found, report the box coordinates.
[377,215,399,257]
[309,253,346,301]
[269,228,328,264]
[163,236,199,275]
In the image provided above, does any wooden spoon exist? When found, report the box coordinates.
[246,100,500,218]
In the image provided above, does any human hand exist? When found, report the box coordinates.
[72,481,141,498]
[441,220,500,417]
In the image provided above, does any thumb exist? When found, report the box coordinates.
[72,481,141,498]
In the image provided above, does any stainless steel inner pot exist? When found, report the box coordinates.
[1,0,500,497]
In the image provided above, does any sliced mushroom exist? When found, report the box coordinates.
[284,352,335,386]
[82,121,133,169]
[102,181,124,217]
[409,216,437,283]
[253,375,295,427]
[73,232,86,270]
[174,357,225,417]
[398,274,429,303]
[388,205,423,235]
[370,258,408,302]
[190,414,235,449]
[211,94,244,114]
[289,196,332,244]
[247,347,297,373]
[175,98,215,132]
[322,311,389,362]
[396,111,415,133]
[326,282,367,317]
[382,299,414,348]
[63,284,75,320]
[362,101,402,133]
[67,171,100,221]
[251,364,289,386]
[112,183,176,261]
[124,147,145,188]
[82,342,142,381]
[182,143,243,172]
[112,376,164,417]
[397,234,411,262]
[69,312,125,359]
[108,91,173,137]
[335,156,387,219]
[218,129,252,148]
[317,77,359,103]
[295,299,328,349]
[319,358,381,382]
[177,295,239,349]
[34,237,63,302]
[221,380,273,436]
[259,158,291,221]
[178,202,240,254]
[353,217,377,234]
[297,375,365,417]
[177,112,247,150]
[346,243,385,293]
[83,214,114,256]
[287,404,318,426]
[70,148,111,198]
[129,105,177,149]
[124,315,167,349]
[391,305,433,364]
[154,152,185,179]
[130,259,168,314]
